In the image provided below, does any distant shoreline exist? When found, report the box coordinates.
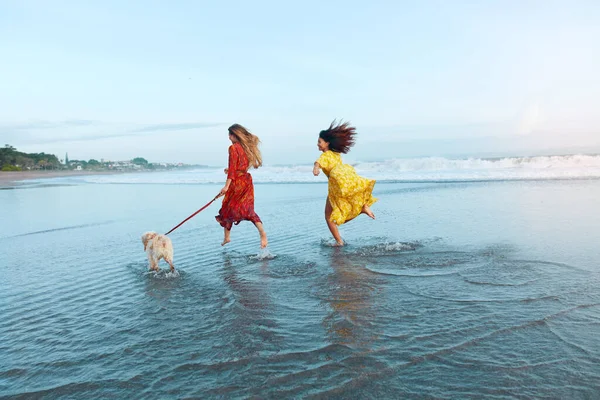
[0,170,130,186]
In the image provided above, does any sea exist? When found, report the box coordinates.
[1,154,599,398]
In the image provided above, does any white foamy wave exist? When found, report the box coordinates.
[36,154,600,185]
[351,154,600,182]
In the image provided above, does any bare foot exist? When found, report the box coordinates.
[260,233,268,248]
[362,205,375,219]
[221,238,231,246]
[334,240,345,247]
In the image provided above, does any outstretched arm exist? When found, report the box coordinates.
[313,162,321,176]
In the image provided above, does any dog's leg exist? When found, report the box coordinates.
[157,254,165,271]
[147,253,155,271]
[152,257,160,271]
[166,258,175,272]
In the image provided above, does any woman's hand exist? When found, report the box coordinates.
[313,165,320,176]
[219,178,232,197]
[219,185,229,197]
[224,168,229,175]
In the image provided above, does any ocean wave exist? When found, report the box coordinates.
[32,154,600,184]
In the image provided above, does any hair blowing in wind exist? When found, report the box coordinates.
[319,120,357,154]
[228,124,263,169]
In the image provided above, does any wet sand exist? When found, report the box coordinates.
[0,170,128,186]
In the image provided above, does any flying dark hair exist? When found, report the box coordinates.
[319,120,356,154]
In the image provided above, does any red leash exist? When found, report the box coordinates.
[164,194,221,235]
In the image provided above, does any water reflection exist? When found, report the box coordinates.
[322,247,379,349]
[220,253,281,357]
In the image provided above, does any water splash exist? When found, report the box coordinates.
[351,241,421,256]
[320,238,344,247]
[147,269,181,279]
[251,248,277,260]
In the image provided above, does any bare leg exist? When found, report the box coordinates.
[253,221,268,248]
[325,198,344,246]
[361,204,375,219]
[222,228,231,246]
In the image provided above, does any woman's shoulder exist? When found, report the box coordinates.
[327,150,341,159]
[319,150,340,160]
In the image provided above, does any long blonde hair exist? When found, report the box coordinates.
[228,124,263,169]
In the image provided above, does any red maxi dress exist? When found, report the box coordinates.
[216,142,262,230]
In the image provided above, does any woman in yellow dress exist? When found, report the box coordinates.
[313,120,377,246]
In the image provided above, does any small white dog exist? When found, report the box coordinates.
[141,231,175,272]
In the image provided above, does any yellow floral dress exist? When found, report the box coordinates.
[317,150,377,225]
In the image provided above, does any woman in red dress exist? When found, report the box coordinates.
[216,124,268,248]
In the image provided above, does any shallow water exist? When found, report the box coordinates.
[1,178,599,398]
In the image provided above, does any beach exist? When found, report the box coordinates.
[1,165,599,398]
[4,0,600,396]
[0,170,127,187]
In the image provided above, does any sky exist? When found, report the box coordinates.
[1,0,599,165]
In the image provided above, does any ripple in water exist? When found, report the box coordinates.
[1,236,599,398]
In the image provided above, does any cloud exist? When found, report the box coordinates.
[133,122,223,132]
[8,120,100,130]
[0,120,223,146]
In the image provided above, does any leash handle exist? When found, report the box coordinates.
[164,193,221,236]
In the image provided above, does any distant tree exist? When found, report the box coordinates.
[0,145,16,165]
[0,145,63,171]
[2,164,21,171]
[15,155,29,167]
[132,157,149,166]
[86,159,101,170]
[68,159,88,169]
